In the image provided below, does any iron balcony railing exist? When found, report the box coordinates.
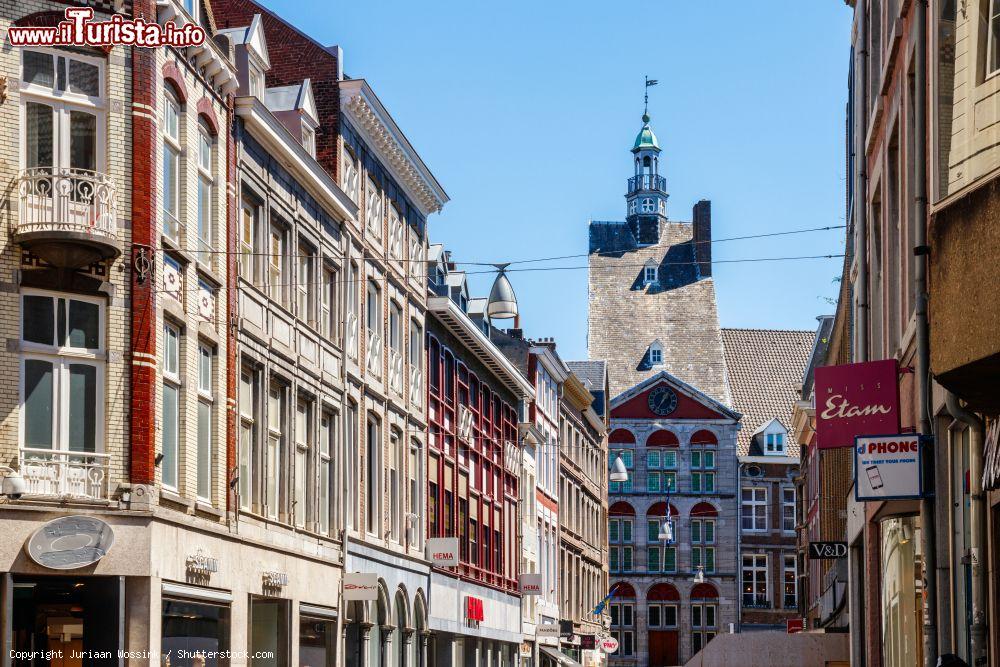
[627,173,667,194]
[19,447,111,500]
[16,168,118,241]
[742,595,771,609]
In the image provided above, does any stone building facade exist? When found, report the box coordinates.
[558,361,610,667]
[604,373,740,666]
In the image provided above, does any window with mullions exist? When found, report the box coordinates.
[782,487,796,532]
[161,321,181,491]
[691,519,717,573]
[20,292,106,474]
[742,554,769,607]
[647,604,678,629]
[783,554,797,609]
[691,602,717,654]
[609,517,633,544]
[647,470,677,493]
[741,487,768,531]
[196,123,215,259]
[162,89,182,242]
[988,0,1000,77]
[647,545,676,573]
[609,546,633,573]
[611,631,635,657]
[196,344,214,503]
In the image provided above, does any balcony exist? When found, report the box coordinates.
[19,448,111,500]
[742,595,771,609]
[388,348,403,394]
[16,168,120,269]
[627,173,667,195]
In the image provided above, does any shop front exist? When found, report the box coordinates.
[427,571,520,667]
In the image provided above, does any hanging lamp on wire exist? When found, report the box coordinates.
[487,263,519,320]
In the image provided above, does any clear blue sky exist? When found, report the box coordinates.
[263,0,853,361]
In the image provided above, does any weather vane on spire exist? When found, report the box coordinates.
[644,75,659,117]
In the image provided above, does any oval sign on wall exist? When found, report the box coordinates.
[599,636,619,654]
[26,515,115,570]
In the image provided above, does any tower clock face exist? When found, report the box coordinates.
[647,386,678,416]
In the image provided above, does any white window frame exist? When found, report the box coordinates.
[783,554,798,609]
[388,205,403,259]
[161,321,182,491]
[268,222,285,305]
[294,398,311,529]
[742,554,769,607]
[741,486,768,532]
[19,290,107,455]
[783,487,797,532]
[365,178,383,239]
[988,0,1000,78]
[20,49,107,176]
[342,150,360,202]
[239,201,257,281]
[297,241,315,325]
[196,123,215,259]
[196,343,213,503]
[318,410,336,535]
[301,123,316,157]
[644,266,658,285]
[162,89,182,242]
[266,383,284,520]
[239,367,255,511]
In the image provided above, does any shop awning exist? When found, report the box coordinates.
[539,646,582,667]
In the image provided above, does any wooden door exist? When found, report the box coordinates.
[648,630,679,666]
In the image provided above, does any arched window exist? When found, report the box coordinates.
[609,583,636,657]
[647,583,680,630]
[162,87,182,242]
[691,583,719,654]
[646,430,678,495]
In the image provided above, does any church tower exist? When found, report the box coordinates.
[626,113,668,245]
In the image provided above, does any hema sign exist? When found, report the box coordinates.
[815,359,900,449]
[426,537,459,567]
[854,434,924,501]
[519,573,543,595]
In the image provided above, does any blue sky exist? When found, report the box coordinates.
[263,0,853,361]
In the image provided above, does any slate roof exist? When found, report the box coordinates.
[566,360,608,417]
[588,219,730,404]
[721,327,816,457]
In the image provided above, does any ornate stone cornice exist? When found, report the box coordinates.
[340,79,448,217]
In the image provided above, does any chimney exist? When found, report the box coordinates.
[692,199,712,277]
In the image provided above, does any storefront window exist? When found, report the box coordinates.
[162,597,231,666]
[880,516,922,667]
[251,597,290,667]
[299,614,337,667]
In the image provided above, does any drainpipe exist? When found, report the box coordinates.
[945,392,986,666]
[914,3,940,666]
[850,8,870,667]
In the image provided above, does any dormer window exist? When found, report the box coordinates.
[766,433,784,453]
[642,260,658,286]
[648,340,664,366]
[302,124,316,157]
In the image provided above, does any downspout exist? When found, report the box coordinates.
[850,8,870,667]
[914,3,940,666]
[945,392,986,666]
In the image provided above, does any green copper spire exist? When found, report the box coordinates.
[633,113,659,151]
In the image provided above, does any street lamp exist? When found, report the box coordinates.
[487,263,518,320]
[657,517,674,542]
[610,453,629,483]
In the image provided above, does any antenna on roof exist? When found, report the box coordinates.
[644,75,659,116]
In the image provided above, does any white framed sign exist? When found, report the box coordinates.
[536,624,560,638]
[598,635,619,654]
[854,434,924,500]
[343,572,379,601]
[426,537,459,567]
[519,572,543,595]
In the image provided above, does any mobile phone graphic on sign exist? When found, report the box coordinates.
[866,465,884,490]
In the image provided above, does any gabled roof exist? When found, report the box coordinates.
[265,79,317,124]
[217,13,270,68]
[610,369,740,421]
[721,327,815,457]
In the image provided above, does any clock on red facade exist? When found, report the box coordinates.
[647,386,678,416]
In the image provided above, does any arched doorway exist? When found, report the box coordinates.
[647,583,680,667]
[391,589,408,667]
[344,600,368,667]
[412,591,427,667]
[690,583,719,657]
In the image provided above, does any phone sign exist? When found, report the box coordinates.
[854,434,924,501]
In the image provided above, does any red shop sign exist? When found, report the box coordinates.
[815,359,900,449]
[466,596,484,622]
